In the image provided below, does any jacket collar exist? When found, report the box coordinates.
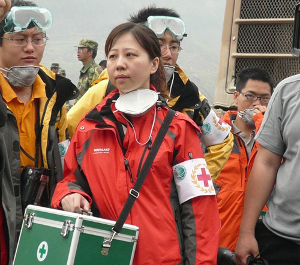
[38,67,79,101]
[168,68,201,111]
[175,65,189,85]
[223,110,238,127]
[85,90,119,125]
[80,60,95,74]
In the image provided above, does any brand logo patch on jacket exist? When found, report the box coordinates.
[173,158,215,204]
[93,148,110,154]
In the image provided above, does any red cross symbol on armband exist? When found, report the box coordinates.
[197,168,211,187]
[218,118,226,126]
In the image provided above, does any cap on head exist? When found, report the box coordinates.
[51,62,59,68]
[58,68,66,75]
[75,39,98,50]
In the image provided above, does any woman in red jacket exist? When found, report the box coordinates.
[52,22,220,264]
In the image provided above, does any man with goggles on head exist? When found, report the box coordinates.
[0,0,78,258]
[67,6,233,185]
[130,7,233,181]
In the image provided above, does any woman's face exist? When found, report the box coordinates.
[107,32,159,95]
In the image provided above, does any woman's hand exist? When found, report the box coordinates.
[61,193,90,214]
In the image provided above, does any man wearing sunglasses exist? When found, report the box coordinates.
[0,0,78,257]
[67,6,233,185]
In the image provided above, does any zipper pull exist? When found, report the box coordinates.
[124,158,133,182]
[147,136,152,149]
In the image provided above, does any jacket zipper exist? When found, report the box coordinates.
[124,158,133,182]
[124,138,152,183]
[236,134,250,182]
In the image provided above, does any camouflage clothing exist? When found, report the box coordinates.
[75,39,98,50]
[58,68,66,77]
[51,62,59,68]
[77,60,102,101]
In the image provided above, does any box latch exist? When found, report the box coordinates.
[25,212,35,229]
[61,220,72,238]
[101,230,118,256]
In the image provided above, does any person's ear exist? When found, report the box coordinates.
[150,57,159,74]
[233,91,239,105]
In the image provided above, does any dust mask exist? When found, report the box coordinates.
[238,108,255,127]
[115,89,158,117]
[0,65,39,87]
[164,65,175,83]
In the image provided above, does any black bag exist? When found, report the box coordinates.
[21,166,50,213]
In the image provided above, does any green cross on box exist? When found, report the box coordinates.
[39,244,47,258]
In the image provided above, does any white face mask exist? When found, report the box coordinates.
[115,89,158,117]
[0,65,39,87]
[164,65,175,83]
[238,108,255,127]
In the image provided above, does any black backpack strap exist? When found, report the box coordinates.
[114,109,176,232]
[101,109,176,255]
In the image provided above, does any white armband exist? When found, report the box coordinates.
[173,158,215,204]
[58,139,71,170]
[200,109,231,147]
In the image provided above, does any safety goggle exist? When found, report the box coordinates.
[2,6,52,33]
[144,16,187,40]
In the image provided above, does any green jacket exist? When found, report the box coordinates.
[77,60,102,101]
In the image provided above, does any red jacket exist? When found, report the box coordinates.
[0,206,7,265]
[215,110,264,252]
[52,90,220,264]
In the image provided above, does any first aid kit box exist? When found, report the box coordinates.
[13,205,139,265]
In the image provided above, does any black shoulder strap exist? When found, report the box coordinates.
[34,99,41,167]
[113,109,176,233]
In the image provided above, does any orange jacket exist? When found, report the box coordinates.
[215,110,264,251]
